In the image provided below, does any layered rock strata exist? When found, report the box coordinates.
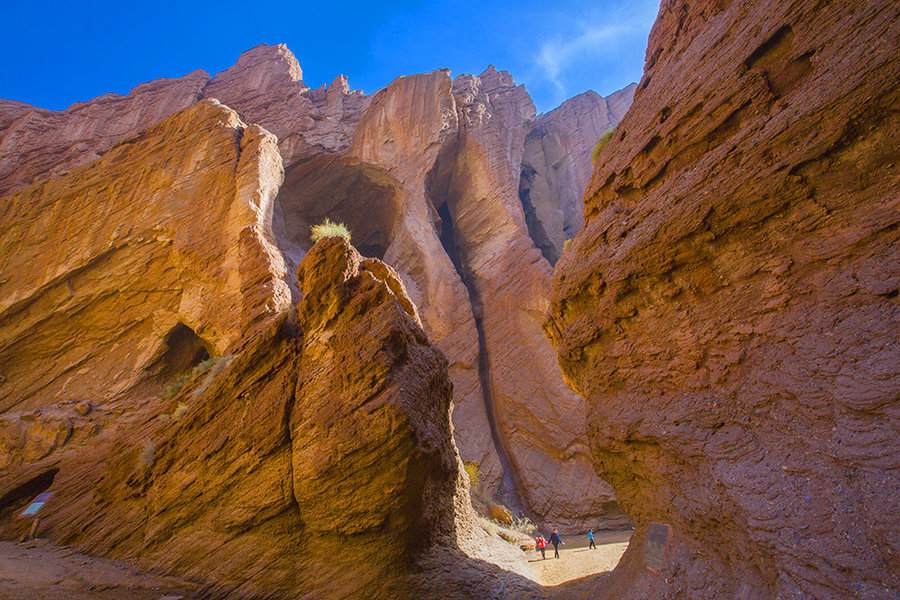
[0,44,635,530]
[0,98,289,412]
[431,68,628,528]
[545,0,900,598]
[0,70,211,198]
[520,84,636,264]
[0,101,530,598]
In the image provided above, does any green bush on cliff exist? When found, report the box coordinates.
[591,127,616,163]
[310,219,351,242]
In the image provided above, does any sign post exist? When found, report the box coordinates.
[19,492,52,541]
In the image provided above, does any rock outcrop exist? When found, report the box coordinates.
[545,0,900,598]
[0,99,532,597]
[520,84,636,264]
[0,70,210,198]
[0,43,636,531]
[429,67,628,529]
[0,98,289,413]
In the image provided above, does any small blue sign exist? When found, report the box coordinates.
[21,492,52,517]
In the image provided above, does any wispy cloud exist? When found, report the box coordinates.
[536,23,630,94]
[530,3,659,106]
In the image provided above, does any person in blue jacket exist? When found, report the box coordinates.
[549,529,564,558]
[588,528,596,549]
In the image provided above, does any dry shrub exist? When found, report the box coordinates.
[310,219,351,242]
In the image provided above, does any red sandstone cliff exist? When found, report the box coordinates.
[0,101,539,598]
[545,1,899,598]
[0,43,635,531]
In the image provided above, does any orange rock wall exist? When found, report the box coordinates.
[0,101,517,597]
[545,1,900,598]
[0,99,289,413]
[0,44,636,531]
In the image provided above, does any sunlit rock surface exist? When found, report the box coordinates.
[545,0,900,598]
[0,44,635,531]
[0,101,533,596]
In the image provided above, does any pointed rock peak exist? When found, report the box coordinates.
[478,64,516,88]
[327,74,350,95]
[230,43,304,82]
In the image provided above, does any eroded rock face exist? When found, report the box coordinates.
[203,43,370,162]
[0,70,210,198]
[426,67,628,530]
[545,1,900,598]
[0,98,290,413]
[0,43,636,531]
[0,98,519,596]
[520,85,636,264]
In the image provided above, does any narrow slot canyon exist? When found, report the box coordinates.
[1,1,896,596]
[428,147,529,518]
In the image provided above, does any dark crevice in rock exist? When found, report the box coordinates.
[426,132,528,517]
[0,468,58,523]
[518,163,559,265]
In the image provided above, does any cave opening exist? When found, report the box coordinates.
[143,322,212,390]
[0,468,58,524]
[272,155,404,297]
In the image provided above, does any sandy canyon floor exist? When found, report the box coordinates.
[0,531,632,599]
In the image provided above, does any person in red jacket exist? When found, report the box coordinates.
[536,535,547,559]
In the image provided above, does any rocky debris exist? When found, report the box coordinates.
[545,0,900,598]
[520,85,636,264]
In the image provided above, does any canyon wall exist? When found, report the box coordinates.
[0,44,635,531]
[0,101,536,599]
[521,84,636,264]
[545,0,899,598]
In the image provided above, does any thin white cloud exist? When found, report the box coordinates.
[532,3,658,103]
[536,23,629,94]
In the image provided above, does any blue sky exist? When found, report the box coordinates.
[0,0,659,114]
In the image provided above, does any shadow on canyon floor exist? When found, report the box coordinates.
[0,532,632,600]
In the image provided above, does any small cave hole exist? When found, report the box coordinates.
[145,322,212,389]
[0,468,58,524]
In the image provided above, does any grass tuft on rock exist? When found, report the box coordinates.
[310,219,351,242]
[591,128,616,163]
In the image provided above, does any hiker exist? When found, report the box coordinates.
[536,535,547,559]
[549,528,564,559]
[588,528,596,549]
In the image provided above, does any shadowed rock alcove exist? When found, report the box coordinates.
[273,155,404,297]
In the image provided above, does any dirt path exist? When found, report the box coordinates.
[526,530,631,586]
[0,539,197,600]
[0,531,631,599]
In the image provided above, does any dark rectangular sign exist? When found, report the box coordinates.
[643,523,670,571]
